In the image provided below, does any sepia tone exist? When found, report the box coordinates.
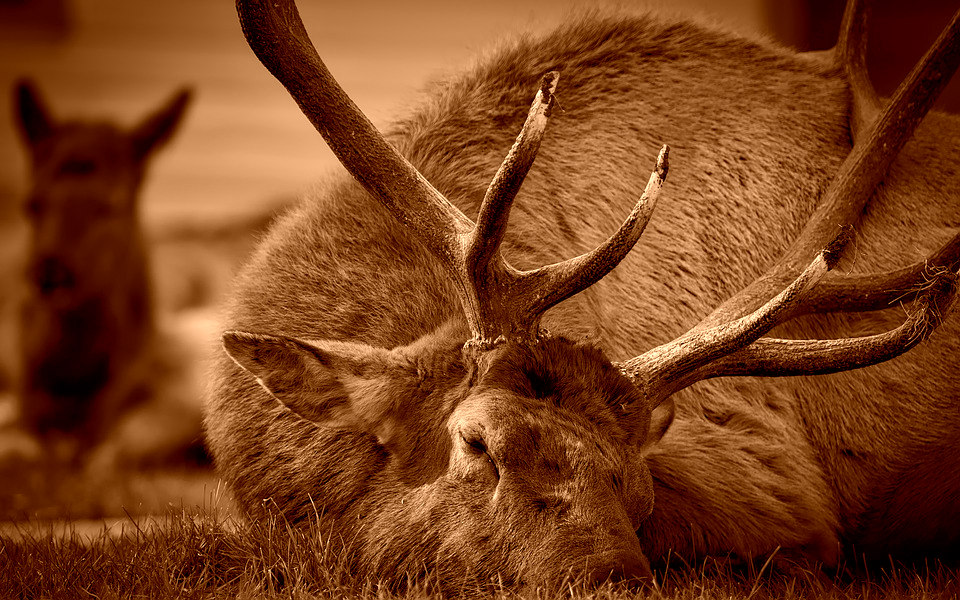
[0,0,958,597]
[214,0,959,590]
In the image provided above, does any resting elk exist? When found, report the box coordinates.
[208,0,960,590]
[9,80,208,469]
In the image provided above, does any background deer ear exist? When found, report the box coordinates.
[14,78,54,148]
[130,87,192,159]
[221,331,410,443]
[640,397,675,455]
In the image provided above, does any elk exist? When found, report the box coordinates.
[208,0,960,590]
[10,80,208,469]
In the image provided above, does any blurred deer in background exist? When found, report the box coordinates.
[7,80,209,470]
[209,0,960,591]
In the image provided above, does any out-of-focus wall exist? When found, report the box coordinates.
[0,0,773,225]
[0,0,955,224]
[767,0,959,113]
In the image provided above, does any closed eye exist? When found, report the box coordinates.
[461,432,499,480]
[464,435,488,455]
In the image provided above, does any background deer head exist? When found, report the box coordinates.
[13,79,191,441]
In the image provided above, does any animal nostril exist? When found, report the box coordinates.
[32,257,74,294]
[590,553,653,587]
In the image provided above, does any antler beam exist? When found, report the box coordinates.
[696,269,958,380]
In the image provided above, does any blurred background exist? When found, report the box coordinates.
[0,0,956,521]
[0,0,957,225]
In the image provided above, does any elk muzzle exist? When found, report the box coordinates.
[521,506,655,588]
[583,548,653,586]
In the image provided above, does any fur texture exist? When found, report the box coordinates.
[208,9,960,590]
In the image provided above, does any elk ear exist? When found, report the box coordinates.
[221,330,411,443]
[14,79,54,147]
[130,87,192,159]
[640,397,675,455]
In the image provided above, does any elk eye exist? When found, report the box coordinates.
[463,434,488,455]
[461,432,499,480]
[87,200,118,218]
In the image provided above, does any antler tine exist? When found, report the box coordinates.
[235,0,473,271]
[689,268,959,385]
[460,72,559,341]
[618,231,845,396]
[696,7,960,332]
[464,144,668,348]
[834,0,881,142]
[517,146,668,319]
[792,230,960,316]
[467,72,559,277]
[644,268,958,404]
[622,252,959,406]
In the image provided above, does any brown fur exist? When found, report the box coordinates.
[9,80,208,468]
[208,9,960,590]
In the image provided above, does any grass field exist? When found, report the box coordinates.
[0,439,956,599]
[3,499,959,600]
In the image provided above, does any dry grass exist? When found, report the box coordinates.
[0,405,956,599]
[2,502,958,600]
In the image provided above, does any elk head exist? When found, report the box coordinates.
[223,0,959,590]
[13,80,191,306]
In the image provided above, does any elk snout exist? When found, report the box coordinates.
[31,256,75,295]
[594,555,653,585]
[585,551,653,587]
[538,526,654,589]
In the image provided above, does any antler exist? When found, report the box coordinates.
[698,5,959,330]
[619,2,960,406]
[236,0,669,349]
[833,0,882,142]
[621,253,958,404]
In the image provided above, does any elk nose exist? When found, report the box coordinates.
[588,552,653,587]
[32,256,74,294]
